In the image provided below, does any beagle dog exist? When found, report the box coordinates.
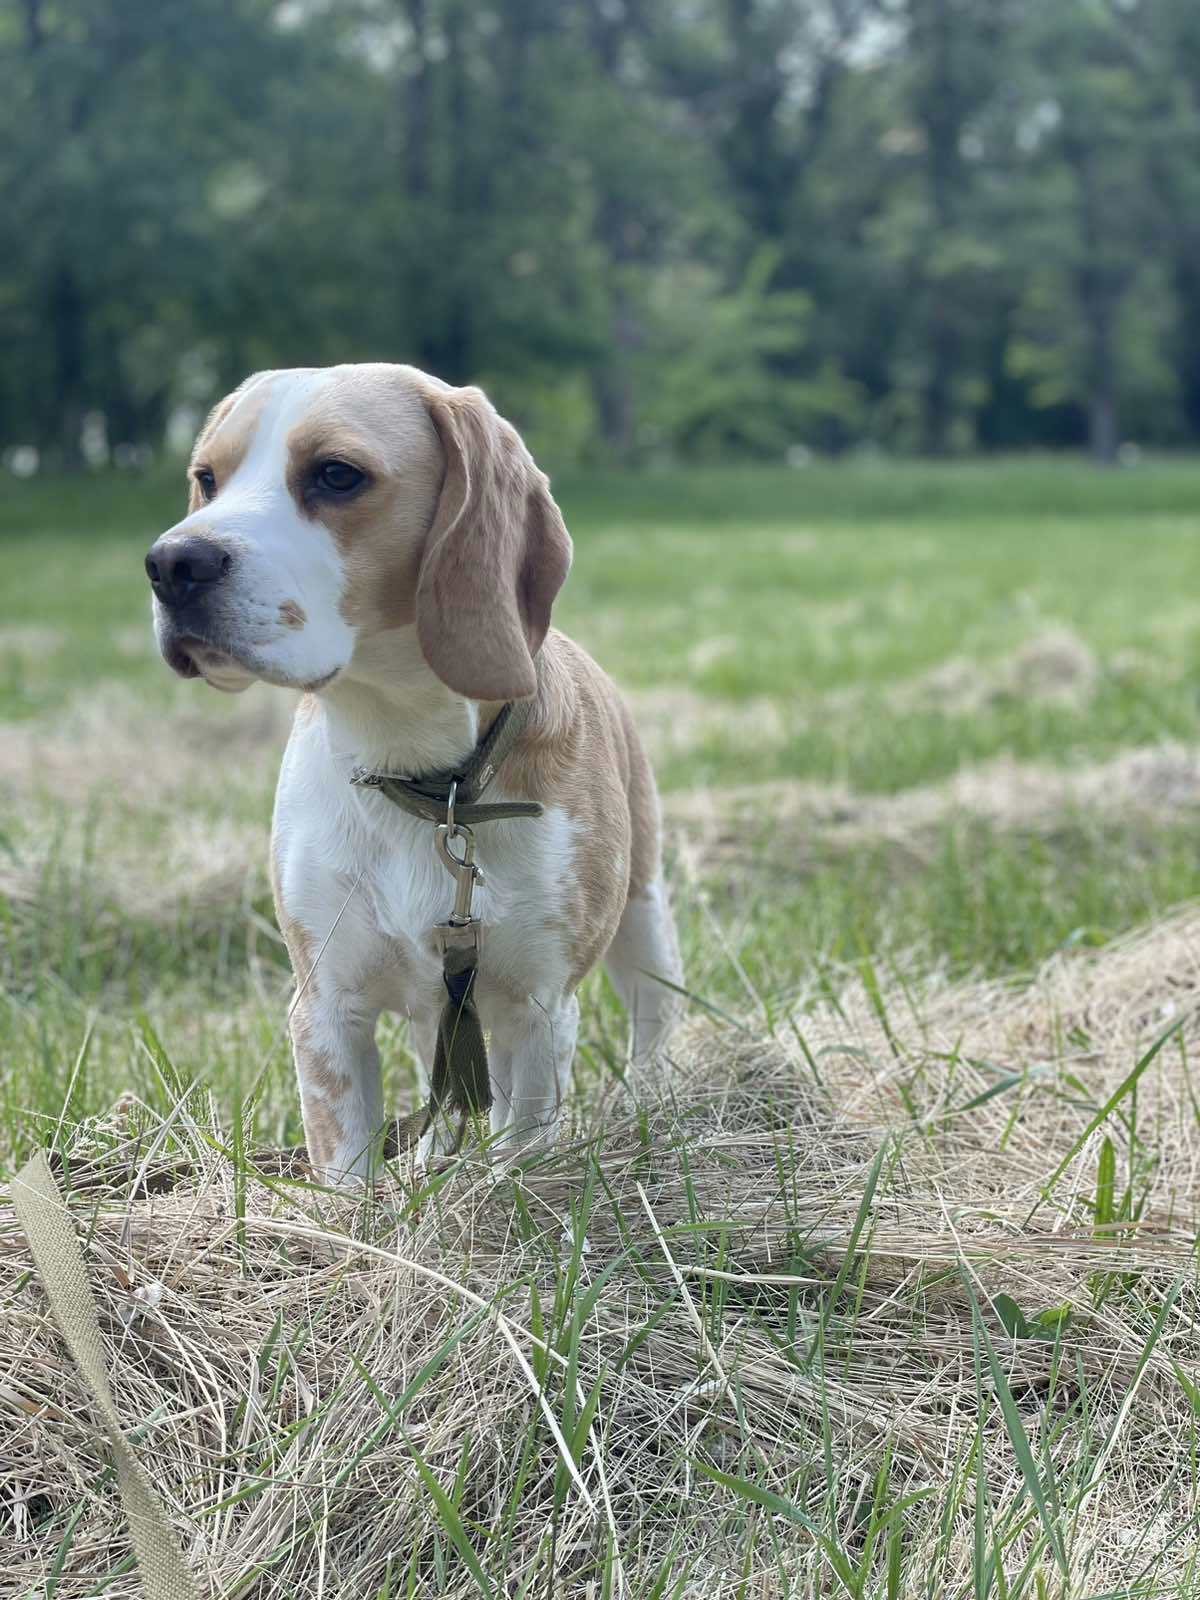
[145,364,682,1182]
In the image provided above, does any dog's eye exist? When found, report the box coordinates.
[315,460,366,495]
[194,468,216,502]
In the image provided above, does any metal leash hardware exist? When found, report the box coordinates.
[433,780,483,954]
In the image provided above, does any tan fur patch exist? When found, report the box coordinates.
[276,370,445,634]
[301,1098,344,1167]
[299,1047,351,1101]
[285,422,389,517]
[272,856,326,1056]
[188,374,274,510]
[278,600,306,630]
[273,863,314,976]
[501,631,663,985]
[326,482,423,632]
[277,896,354,1131]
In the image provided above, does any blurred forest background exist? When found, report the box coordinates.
[2,0,1198,470]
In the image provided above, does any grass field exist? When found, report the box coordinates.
[2,459,1200,1596]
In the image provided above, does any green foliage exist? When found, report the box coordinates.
[643,251,867,459]
[2,1,1198,466]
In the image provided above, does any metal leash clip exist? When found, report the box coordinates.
[433,782,483,954]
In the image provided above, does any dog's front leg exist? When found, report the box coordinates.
[289,986,384,1187]
[488,991,579,1153]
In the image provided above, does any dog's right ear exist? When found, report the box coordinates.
[416,386,572,702]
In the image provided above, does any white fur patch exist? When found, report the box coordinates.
[275,705,578,1016]
[155,374,356,690]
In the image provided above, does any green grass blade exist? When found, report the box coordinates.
[967,1281,1068,1575]
[405,1432,495,1598]
[1025,1012,1191,1225]
[813,1136,889,1349]
[690,1460,860,1597]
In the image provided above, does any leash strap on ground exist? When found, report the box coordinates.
[12,1149,203,1600]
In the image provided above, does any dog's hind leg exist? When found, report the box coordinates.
[604,872,684,1061]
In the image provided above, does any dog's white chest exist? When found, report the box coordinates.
[272,718,578,1016]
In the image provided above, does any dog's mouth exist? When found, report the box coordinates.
[164,634,257,694]
[162,631,340,696]
[163,636,201,680]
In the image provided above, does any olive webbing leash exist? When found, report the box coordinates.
[426,806,491,1144]
[356,695,544,1148]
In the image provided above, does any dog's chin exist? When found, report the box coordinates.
[163,636,257,695]
[162,633,341,696]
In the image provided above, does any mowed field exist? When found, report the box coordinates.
[2,460,1200,1597]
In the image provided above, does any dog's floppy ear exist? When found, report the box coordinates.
[416,386,572,702]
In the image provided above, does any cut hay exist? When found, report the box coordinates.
[625,685,791,763]
[0,682,292,809]
[899,626,1100,716]
[0,684,289,939]
[3,915,1200,1596]
[671,742,1200,878]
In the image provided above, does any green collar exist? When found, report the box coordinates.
[350,694,542,824]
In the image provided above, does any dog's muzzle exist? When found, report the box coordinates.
[146,534,248,683]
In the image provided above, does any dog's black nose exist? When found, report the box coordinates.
[145,536,231,609]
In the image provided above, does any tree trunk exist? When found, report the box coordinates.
[1064,135,1124,467]
[590,254,638,463]
[913,0,964,456]
[1089,388,1119,465]
[435,0,470,382]
[49,263,86,469]
[1079,268,1120,464]
[923,297,957,456]
[720,0,787,241]
[1171,254,1200,440]
[1085,297,1120,464]
[24,0,44,52]
[402,0,430,201]
[586,1,641,463]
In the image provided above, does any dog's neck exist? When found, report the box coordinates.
[317,626,498,778]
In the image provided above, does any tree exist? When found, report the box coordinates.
[0,0,287,463]
[0,0,1191,467]
[1014,4,1165,461]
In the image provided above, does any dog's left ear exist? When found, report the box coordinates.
[416,386,572,702]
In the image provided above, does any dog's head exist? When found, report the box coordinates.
[146,364,572,700]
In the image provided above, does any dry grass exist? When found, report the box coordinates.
[625,628,1104,772]
[3,913,1199,1598]
[899,628,1101,717]
[6,467,1200,1597]
[670,743,1200,877]
[0,683,292,806]
[625,686,793,764]
[0,687,288,927]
